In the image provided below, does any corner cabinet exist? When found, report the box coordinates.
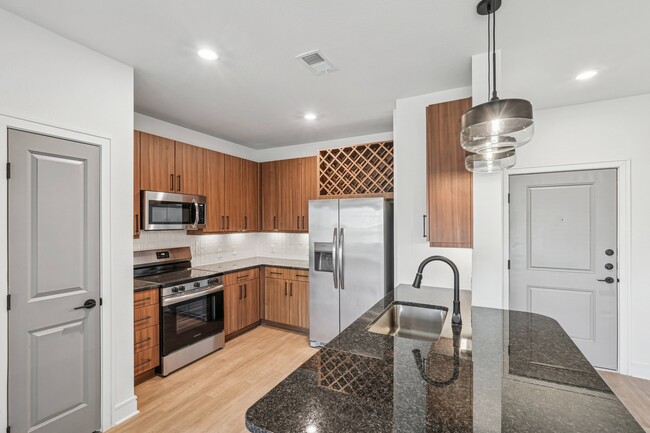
[261,156,317,232]
[426,97,473,248]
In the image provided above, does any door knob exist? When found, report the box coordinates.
[74,299,97,310]
[597,277,615,284]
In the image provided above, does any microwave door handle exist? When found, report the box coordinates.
[193,199,199,229]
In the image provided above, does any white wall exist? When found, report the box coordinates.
[255,131,393,162]
[0,8,135,429]
[393,87,474,290]
[134,231,309,264]
[135,113,257,161]
[472,93,650,380]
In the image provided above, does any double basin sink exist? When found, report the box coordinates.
[367,301,448,343]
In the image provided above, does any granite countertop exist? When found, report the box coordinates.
[246,284,643,433]
[194,257,309,273]
[133,278,161,292]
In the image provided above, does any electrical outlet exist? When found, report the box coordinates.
[217,248,222,258]
[232,244,237,256]
[271,244,276,254]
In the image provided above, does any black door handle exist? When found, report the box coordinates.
[597,277,615,284]
[74,299,97,310]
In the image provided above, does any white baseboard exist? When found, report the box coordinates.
[629,362,650,381]
[111,395,139,428]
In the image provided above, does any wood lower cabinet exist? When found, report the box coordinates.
[133,288,160,383]
[134,131,141,237]
[261,156,317,232]
[224,269,261,336]
[426,98,473,248]
[263,267,309,330]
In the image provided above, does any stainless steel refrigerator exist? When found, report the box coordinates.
[309,198,393,347]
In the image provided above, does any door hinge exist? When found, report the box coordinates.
[6,162,10,179]
[507,193,510,204]
[7,425,11,433]
[507,260,511,270]
[100,297,103,306]
[6,294,10,311]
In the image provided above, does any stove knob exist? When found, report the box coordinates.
[178,286,185,292]
[194,282,201,288]
[172,287,179,293]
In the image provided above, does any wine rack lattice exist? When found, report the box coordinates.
[318,141,394,199]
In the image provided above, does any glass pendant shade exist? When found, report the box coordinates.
[465,150,516,173]
[461,98,534,154]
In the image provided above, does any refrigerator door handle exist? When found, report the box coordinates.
[339,227,345,290]
[332,228,339,289]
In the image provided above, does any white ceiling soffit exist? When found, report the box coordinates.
[1,0,649,149]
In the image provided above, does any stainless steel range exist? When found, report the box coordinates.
[134,247,224,376]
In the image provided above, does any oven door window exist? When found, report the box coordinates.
[149,200,195,226]
[161,290,224,356]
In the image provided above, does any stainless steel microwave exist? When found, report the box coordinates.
[141,191,206,231]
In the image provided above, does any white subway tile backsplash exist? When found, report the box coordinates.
[133,231,309,265]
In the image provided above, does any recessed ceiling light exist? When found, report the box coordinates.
[304,113,317,121]
[576,70,598,81]
[197,48,218,61]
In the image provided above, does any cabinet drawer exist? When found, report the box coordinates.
[134,289,159,309]
[134,304,159,331]
[286,269,310,282]
[134,325,159,354]
[134,346,160,376]
[224,267,260,285]
[264,267,289,279]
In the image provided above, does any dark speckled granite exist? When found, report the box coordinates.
[246,285,643,433]
[133,278,160,293]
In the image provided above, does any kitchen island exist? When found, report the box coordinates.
[246,284,643,432]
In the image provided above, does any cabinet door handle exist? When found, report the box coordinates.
[284,281,287,296]
[135,316,151,324]
[302,216,305,230]
[290,282,293,297]
[244,284,247,298]
[134,337,151,346]
[221,216,225,230]
[239,285,242,300]
[177,175,181,192]
[135,214,139,234]
[297,216,300,230]
[170,174,174,191]
[296,274,309,279]
[273,216,277,230]
[423,215,427,238]
[270,272,282,275]
[227,216,230,230]
[237,275,249,280]
[134,297,151,306]
[244,216,248,230]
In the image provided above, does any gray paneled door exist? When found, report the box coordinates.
[8,129,101,433]
[509,169,618,370]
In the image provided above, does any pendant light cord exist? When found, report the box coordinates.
[491,5,498,101]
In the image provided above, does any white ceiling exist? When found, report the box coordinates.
[1,0,649,149]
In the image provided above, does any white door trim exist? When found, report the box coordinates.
[0,114,113,431]
[502,160,631,375]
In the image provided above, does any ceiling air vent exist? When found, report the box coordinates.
[296,50,338,76]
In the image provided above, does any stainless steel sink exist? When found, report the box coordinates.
[367,302,448,342]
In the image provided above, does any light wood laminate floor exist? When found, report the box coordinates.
[110,326,650,433]
[111,326,317,433]
[600,370,650,432]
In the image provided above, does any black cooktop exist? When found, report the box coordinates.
[136,268,219,287]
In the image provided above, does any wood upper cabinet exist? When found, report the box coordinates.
[139,132,205,195]
[203,149,226,232]
[140,132,175,192]
[223,155,243,232]
[174,141,205,195]
[241,159,260,231]
[261,156,317,232]
[134,131,141,237]
[426,97,473,248]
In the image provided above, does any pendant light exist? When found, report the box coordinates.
[461,0,534,172]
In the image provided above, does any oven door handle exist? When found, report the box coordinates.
[162,284,224,307]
